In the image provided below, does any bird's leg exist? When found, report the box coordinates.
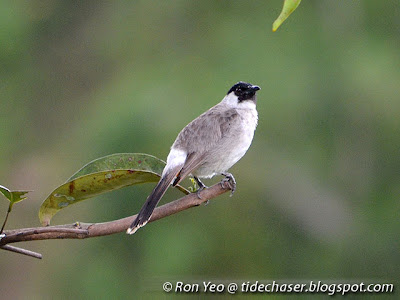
[194,176,208,203]
[220,172,236,196]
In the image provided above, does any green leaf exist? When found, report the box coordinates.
[0,184,29,210]
[0,185,11,201]
[272,0,301,32]
[68,153,164,180]
[0,184,30,234]
[39,153,189,226]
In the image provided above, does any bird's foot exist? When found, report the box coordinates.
[196,185,207,199]
[220,172,236,197]
[194,176,208,203]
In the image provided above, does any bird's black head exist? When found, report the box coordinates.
[227,81,261,102]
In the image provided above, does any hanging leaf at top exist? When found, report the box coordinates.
[273,0,302,32]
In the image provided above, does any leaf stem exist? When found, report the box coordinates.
[0,204,11,235]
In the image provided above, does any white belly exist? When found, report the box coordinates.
[194,108,257,178]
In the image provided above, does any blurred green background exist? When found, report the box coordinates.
[1,0,399,298]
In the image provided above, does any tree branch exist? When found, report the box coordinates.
[0,182,230,250]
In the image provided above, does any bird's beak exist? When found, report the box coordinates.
[251,85,261,92]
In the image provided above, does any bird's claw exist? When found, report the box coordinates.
[196,186,206,199]
[196,185,210,205]
[194,176,209,205]
[220,172,236,196]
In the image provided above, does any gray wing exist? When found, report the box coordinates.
[173,106,240,153]
[172,152,206,186]
[171,106,241,184]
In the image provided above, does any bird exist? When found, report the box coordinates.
[127,81,260,234]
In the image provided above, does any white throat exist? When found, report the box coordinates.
[222,92,257,110]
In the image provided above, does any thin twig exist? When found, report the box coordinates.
[1,244,42,259]
[0,182,230,249]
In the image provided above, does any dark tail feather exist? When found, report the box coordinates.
[127,168,180,234]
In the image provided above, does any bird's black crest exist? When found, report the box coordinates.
[227,81,260,101]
